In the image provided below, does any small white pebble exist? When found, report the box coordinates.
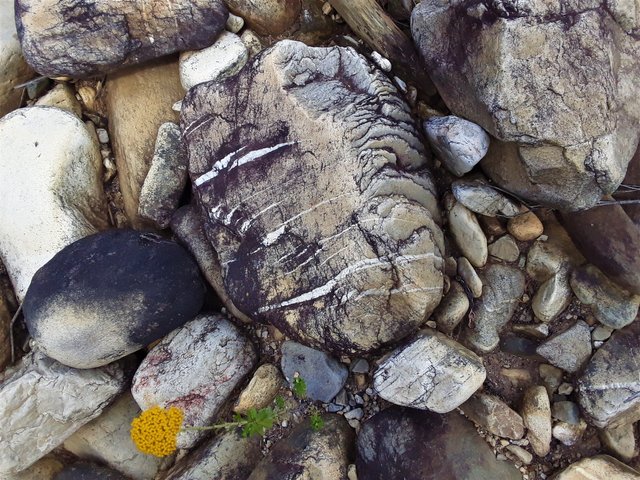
[371,51,392,72]
[226,13,244,33]
[172,100,183,112]
[96,128,109,144]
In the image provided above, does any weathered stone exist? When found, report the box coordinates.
[240,30,263,58]
[226,13,245,33]
[64,393,167,480]
[132,314,256,449]
[183,40,444,355]
[23,230,204,369]
[0,0,33,117]
[521,386,552,457]
[537,321,592,373]
[460,393,524,439]
[554,455,640,480]
[506,445,532,465]
[164,430,262,480]
[447,200,488,267]
[532,272,573,323]
[105,58,185,227]
[424,116,489,176]
[539,364,564,396]
[0,455,64,480]
[592,325,614,342]
[457,256,482,298]
[600,423,636,463]
[0,107,108,301]
[224,0,301,36]
[553,419,588,446]
[571,264,640,329]
[247,414,354,480]
[508,211,544,242]
[170,205,252,323]
[234,364,284,414]
[488,234,519,262]
[138,123,189,229]
[0,351,125,475]
[452,180,520,218]
[512,322,549,340]
[179,32,248,90]
[355,407,521,480]
[52,462,128,480]
[578,324,640,428]
[281,341,347,403]
[552,401,581,425]
[374,328,485,413]
[16,0,228,78]
[463,264,525,353]
[412,1,640,210]
[35,84,82,118]
[432,280,469,334]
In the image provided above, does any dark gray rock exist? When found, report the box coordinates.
[280,341,347,402]
[54,462,127,480]
[16,0,228,78]
[182,40,444,355]
[24,229,205,369]
[355,407,521,480]
[247,414,354,480]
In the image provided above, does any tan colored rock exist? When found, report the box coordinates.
[460,393,524,439]
[105,58,185,227]
[448,200,488,267]
[554,455,640,480]
[1,455,64,480]
[35,84,82,117]
[508,211,544,242]
[521,386,551,457]
[488,234,519,262]
[234,364,283,414]
[600,423,636,463]
[225,0,301,36]
[457,256,482,298]
[432,280,469,334]
[0,0,33,118]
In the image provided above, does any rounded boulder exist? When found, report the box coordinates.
[23,229,205,369]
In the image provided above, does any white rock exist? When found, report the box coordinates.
[64,392,168,480]
[457,256,482,298]
[0,350,125,475]
[240,29,263,58]
[0,107,108,301]
[0,0,33,117]
[424,115,489,176]
[179,32,249,90]
[132,314,257,449]
[448,200,488,268]
[226,13,245,33]
[373,328,486,413]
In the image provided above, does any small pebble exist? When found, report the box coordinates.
[96,128,109,144]
[557,383,573,395]
[344,408,364,420]
[508,211,544,241]
[226,13,244,33]
[371,51,392,72]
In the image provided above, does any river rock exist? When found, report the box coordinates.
[488,235,520,262]
[412,1,640,210]
[247,414,353,480]
[521,386,552,457]
[2,456,64,480]
[447,199,488,267]
[554,455,640,480]
[600,423,636,462]
[0,0,33,117]
[463,264,525,353]
[553,418,588,446]
[0,107,108,301]
[460,393,524,439]
[355,407,521,480]
[53,462,128,480]
[179,32,248,90]
[224,0,301,36]
[132,314,256,449]
[373,328,485,412]
[164,430,262,480]
[452,180,520,217]
[16,0,228,78]
[571,264,640,329]
[182,40,444,355]
[105,58,185,227]
[536,320,592,373]
[35,83,82,118]
[432,280,469,334]
[424,116,489,176]
[457,256,482,298]
[23,229,204,369]
[138,123,189,229]
[234,363,283,413]
[281,341,347,403]
[532,272,573,323]
[0,351,125,475]
[63,393,167,480]
[508,211,544,242]
[578,324,640,428]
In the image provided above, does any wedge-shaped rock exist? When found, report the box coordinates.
[373,328,485,412]
[15,0,228,78]
[0,351,125,475]
[182,40,444,355]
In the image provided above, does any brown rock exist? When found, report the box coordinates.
[460,393,524,439]
[16,0,228,78]
[521,386,552,457]
[554,455,640,480]
[224,0,301,36]
[508,211,544,242]
[105,58,185,227]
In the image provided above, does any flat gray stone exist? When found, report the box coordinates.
[452,179,520,217]
[536,320,592,373]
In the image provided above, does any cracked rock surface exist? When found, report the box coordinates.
[182,40,444,355]
[373,328,486,412]
[131,314,256,449]
[0,351,126,475]
[15,0,228,78]
[412,0,640,210]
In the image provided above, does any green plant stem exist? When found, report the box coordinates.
[183,422,245,431]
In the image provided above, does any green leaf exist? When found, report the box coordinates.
[275,395,285,410]
[292,377,307,398]
[241,407,277,438]
[309,412,324,431]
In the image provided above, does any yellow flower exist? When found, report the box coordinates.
[130,405,184,457]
